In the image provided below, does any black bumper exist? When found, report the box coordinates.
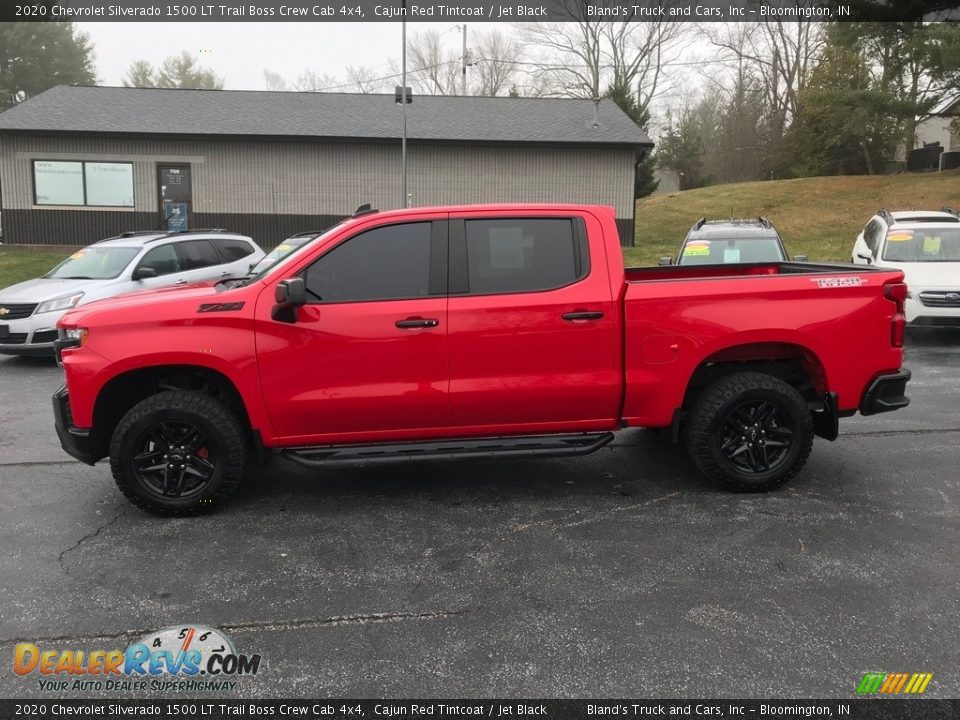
[860,369,911,416]
[53,385,98,466]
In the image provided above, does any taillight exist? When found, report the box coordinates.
[884,282,907,347]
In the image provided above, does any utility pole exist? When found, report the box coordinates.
[461,24,467,96]
[401,11,408,207]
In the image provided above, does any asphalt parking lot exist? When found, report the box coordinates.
[1,330,958,699]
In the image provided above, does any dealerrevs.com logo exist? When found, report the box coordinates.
[13,625,261,692]
[856,672,933,695]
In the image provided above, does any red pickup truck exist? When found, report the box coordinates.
[54,204,911,515]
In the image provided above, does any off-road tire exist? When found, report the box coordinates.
[110,391,246,516]
[686,371,813,492]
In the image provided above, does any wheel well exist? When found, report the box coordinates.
[682,343,827,411]
[90,365,252,459]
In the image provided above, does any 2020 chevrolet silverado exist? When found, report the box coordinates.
[53,204,911,515]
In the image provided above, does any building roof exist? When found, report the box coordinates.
[0,85,652,148]
[930,94,960,116]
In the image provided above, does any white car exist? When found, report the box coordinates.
[852,208,960,327]
[0,229,264,356]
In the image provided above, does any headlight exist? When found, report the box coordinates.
[60,327,89,345]
[36,293,84,314]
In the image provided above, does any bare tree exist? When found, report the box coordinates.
[521,3,686,111]
[405,30,460,95]
[345,65,389,94]
[263,68,288,91]
[472,30,524,96]
[293,69,340,92]
[703,21,824,145]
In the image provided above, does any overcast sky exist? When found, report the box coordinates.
[82,22,479,90]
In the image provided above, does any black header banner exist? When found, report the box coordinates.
[2,0,959,22]
[1,700,959,719]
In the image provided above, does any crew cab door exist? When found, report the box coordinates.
[255,218,450,443]
[446,213,620,429]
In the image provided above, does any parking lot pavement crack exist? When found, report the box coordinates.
[56,503,128,571]
[512,491,682,533]
[0,610,473,646]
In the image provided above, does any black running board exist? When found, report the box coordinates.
[282,432,615,468]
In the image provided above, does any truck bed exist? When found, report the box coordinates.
[624,261,875,283]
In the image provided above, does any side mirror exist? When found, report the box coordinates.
[132,266,158,281]
[658,256,674,267]
[793,255,808,262]
[272,278,306,323]
[856,251,873,265]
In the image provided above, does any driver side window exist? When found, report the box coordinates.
[302,222,432,303]
[136,244,181,277]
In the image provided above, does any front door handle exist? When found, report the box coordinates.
[395,317,439,329]
[562,311,604,322]
[176,279,188,285]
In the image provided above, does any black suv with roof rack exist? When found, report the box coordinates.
[660,217,805,266]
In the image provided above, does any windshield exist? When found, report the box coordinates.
[45,246,140,280]
[249,237,312,275]
[245,224,345,282]
[882,229,960,262]
[679,237,784,265]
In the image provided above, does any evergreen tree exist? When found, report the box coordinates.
[603,84,658,198]
[0,22,96,111]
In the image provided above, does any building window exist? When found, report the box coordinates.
[33,160,134,208]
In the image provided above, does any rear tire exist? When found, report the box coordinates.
[110,391,247,516]
[686,371,813,492]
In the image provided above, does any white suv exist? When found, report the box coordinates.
[852,208,960,327]
[0,229,264,356]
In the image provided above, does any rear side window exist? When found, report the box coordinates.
[137,244,181,276]
[303,222,432,302]
[176,239,220,270]
[213,238,255,262]
[464,218,587,294]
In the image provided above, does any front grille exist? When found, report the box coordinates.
[31,330,59,344]
[912,316,960,327]
[0,303,37,320]
[0,333,28,345]
[918,291,960,308]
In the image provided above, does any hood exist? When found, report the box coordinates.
[882,261,960,289]
[0,277,102,303]
[60,280,253,325]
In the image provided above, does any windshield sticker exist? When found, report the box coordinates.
[275,244,292,254]
[69,251,86,259]
[922,236,942,254]
[723,247,741,263]
[684,243,710,256]
[887,231,914,242]
[811,276,864,288]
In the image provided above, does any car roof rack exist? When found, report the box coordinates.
[693,217,706,230]
[94,230,162,243]
[758,216,772,229]
[144,228,233,242]
[878,208,895,225]
[353,203,379,218]
[942,206,960,218]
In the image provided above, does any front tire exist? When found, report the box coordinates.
[686,372,814,492]
[110,391,247,516]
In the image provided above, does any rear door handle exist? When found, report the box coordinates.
[562,311,604,321]
[395,317,439,329]
[176,279,188,285]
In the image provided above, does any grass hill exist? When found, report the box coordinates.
[624,170,960,266]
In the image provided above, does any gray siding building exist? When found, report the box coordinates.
[0,86,651,247]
